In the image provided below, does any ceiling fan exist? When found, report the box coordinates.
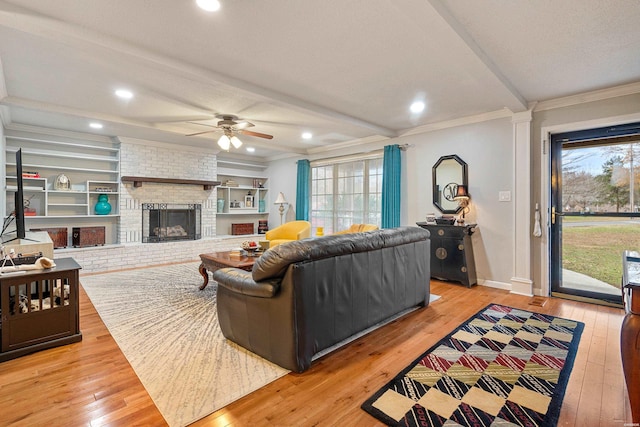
[185,114,273,150]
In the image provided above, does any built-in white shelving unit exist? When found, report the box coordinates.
[216,173,269,236]
[4,133,120,246]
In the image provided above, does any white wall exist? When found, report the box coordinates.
[265,117,516,287]
[265,157,299,226]
[400,118,514,285]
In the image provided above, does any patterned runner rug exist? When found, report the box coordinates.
[362,303,584,426]
[80,262,288,427]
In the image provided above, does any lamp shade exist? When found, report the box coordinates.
[453,184,470,200]
[217,134,230,150]
[274,192,288,204]
[230,136,243,148]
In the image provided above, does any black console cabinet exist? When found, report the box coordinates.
[416,222,477,287]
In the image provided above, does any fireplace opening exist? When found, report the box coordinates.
[142,203,201,243]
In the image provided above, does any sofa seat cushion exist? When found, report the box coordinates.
[252,226,429,282]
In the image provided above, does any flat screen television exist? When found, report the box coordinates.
[14,148,26,240]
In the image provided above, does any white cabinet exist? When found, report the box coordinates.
[215,174,269,236]
[4,133,120,245]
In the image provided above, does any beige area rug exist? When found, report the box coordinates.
[80,261,289,427]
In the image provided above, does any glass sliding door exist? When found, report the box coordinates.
[550,123,640,306]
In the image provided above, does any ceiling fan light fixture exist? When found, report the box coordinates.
[230,136,243,149]
[217,134,230,150]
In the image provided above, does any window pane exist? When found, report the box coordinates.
[311,157,383,233]
[562,141,640,213]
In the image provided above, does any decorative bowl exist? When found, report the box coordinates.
[241,241,259,253]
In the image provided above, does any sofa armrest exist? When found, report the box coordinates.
[212,268,281,298]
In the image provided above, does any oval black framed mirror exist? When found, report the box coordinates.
[432,154,468,214]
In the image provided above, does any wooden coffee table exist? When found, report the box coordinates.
[198,251,258,290]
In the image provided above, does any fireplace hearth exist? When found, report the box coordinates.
[142,203,201,243]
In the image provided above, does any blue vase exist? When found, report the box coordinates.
[94,194,112,215]
[258,199,266,213]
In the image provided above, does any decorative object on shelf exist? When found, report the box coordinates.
[23,194,36,216]
[258,220,268,234]
[94,187,114,193]
[54,173,71,190]
[425,212,436,224]
[30,227,68,248]
[245,192,254,208]
[230,200,241,209]
[94,194,112,215]
[22,171,40,178]
[224,179,239,187]
[258,199,266,213]
[72,226,105,247]
[274,192,288,225]
[231,223,254,235]
[217,198,225,213]
[453,184,471,224]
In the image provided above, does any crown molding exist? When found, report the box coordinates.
[533,81,640,112]
[399,109,512,137]
[305,135,390,155]
[5,122,114,144]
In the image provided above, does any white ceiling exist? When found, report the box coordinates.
[0,0,639,161]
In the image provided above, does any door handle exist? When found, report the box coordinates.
[551,206,565,224]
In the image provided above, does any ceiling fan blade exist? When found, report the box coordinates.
[187,121,220,128]
[239,129,274,139]
[186,130,218,136]
[234,120,255,130]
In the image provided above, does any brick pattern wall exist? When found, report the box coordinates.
[67,140,259,274]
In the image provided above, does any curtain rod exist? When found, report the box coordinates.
[303,144,413,166]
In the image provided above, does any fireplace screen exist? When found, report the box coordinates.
[142,203,201,243]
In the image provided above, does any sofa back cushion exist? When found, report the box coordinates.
[252,226,429,282]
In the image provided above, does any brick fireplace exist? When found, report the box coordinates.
[67,139,252,273]
[142,203,201,243]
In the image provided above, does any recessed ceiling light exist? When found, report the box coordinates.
[302,132,312,140]
[89,122,103,129]
[410,101,425,114]
[196,0,221,12]
[115,89,133,99]
[246,147,256,153]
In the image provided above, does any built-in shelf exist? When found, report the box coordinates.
[4,132,121,246]
[121,176,221,190]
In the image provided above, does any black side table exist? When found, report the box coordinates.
[416,222,477,287]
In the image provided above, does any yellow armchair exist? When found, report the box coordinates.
[265,220,312,248]
[333,224,379,235]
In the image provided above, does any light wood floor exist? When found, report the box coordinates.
[0,279,632,426]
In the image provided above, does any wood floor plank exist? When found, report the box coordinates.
[0,278,632,426]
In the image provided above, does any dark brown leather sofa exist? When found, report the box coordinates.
[212,226,431,372]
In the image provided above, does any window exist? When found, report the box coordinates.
[311,156,383,234]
